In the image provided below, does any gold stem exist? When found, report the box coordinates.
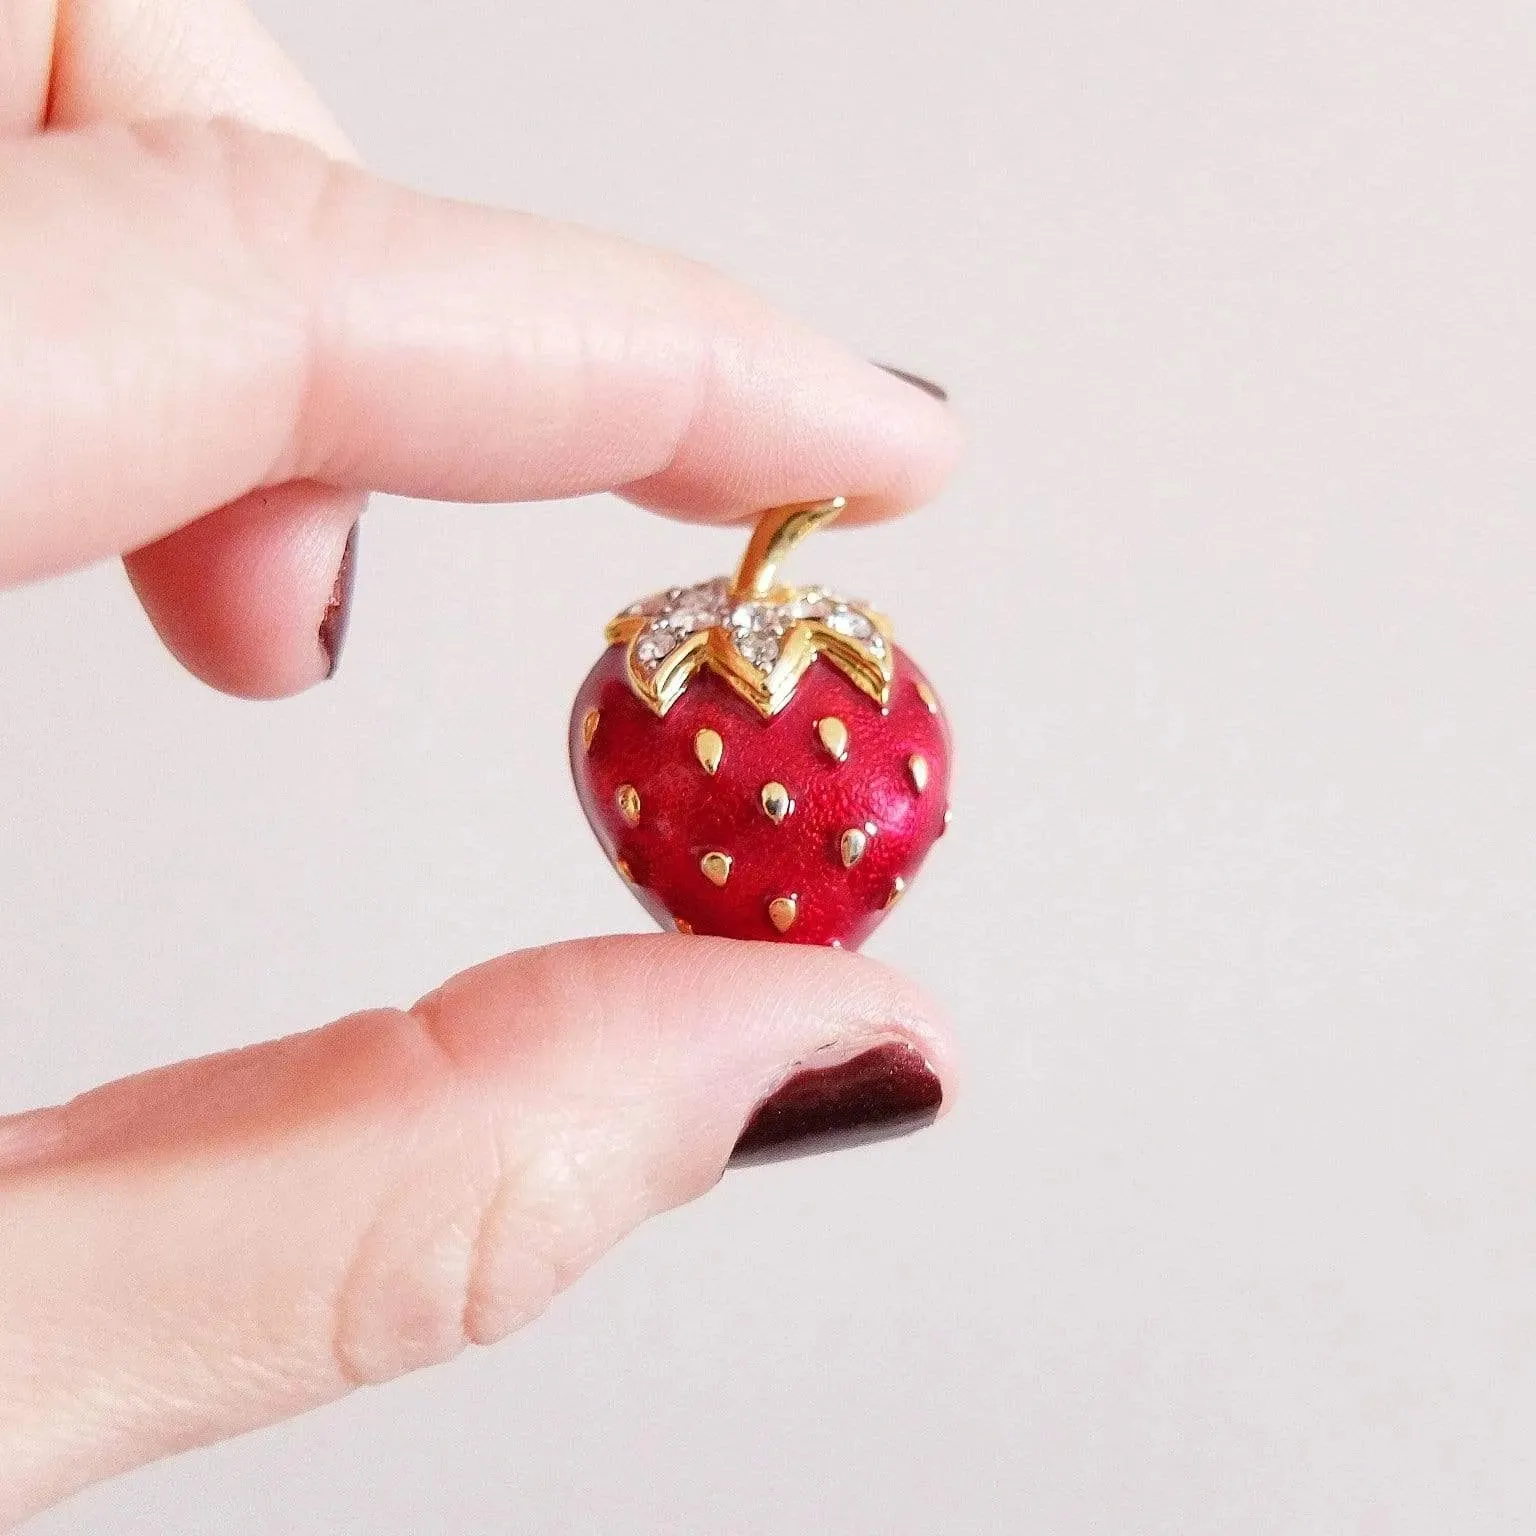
[730,497,845,601]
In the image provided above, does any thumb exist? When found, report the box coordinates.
[0,935,953,1522]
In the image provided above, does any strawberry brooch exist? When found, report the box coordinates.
[569,499,951,949]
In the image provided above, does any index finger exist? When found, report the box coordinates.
[0,118,961,587]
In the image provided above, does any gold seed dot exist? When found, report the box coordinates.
[816,716,850,763]
[840,827,869,868]
[907,754,930,793]
[915,680,940,714]
[760,781,793,824]
[768,895,798,933]
[616,784,641,825]
[615,856,636,883]
[700,851,733,887]
[581,708,600,750]
[675,916,695,935]
[694,727,724,775]
[884,876,907,910]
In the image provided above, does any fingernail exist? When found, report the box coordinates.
[728,1041,943,1168]
[874,363,949,403]
[319,522,359,679]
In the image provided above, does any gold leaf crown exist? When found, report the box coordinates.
[602,499,894,718]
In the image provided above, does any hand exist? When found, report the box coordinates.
[0,0,962,1521]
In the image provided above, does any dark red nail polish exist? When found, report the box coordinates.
[728,1042,943,1168]
[319,522,359,679]
[874,363,949,403]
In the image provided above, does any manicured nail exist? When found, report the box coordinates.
[319,522,359,679]
[728,1041,943,1168]
[874,363,949,403]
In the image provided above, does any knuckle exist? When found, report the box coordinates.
[120,117,332,277]
[116,117,366,479]
[326,1005,642,1387]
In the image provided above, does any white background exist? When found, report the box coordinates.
[12,0,1536,1529]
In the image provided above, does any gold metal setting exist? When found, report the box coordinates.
[616,784,641,826]
[760,782,793,824]
[700,851,733,887]
[915,680,940,714]
[602,499,895,719]
[816,717,850,764]
[694,728,724,776]
[581,709,601,750]
[840,828,869,868]
[733,498,843,600]
[885,876,907,909]
[907,754,930,793]
[768,895,799,933]
[675,916,695,935]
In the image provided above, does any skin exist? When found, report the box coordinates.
[0,0,962,1521]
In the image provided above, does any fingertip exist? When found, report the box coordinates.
[619,351,965,527]
[125,482,364,699]
[418,932,959,1136]
[848,355,966,518]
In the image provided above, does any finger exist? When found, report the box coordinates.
[0,0,373,691]
[0,0,52,133]
[18,0,364,688]
[0,936,954,1521]
[0,119,961,588]
[1,0,353,153]
[124,482,363,697]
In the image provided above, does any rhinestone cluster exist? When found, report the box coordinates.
[607,577,894,717]
[624,578,729,671]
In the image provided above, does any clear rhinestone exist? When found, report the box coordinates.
[735,629,780,670]
[824,607,874,641]
[635,625,679,669]
[676,579,726,611]
[668,605,719,634]
[728,598,785,670]
[659,578,730,633]
[786,589,835,620]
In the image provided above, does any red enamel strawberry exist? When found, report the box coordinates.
[569,499,951,950]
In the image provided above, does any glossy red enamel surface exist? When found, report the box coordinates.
[569,643,951,948]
